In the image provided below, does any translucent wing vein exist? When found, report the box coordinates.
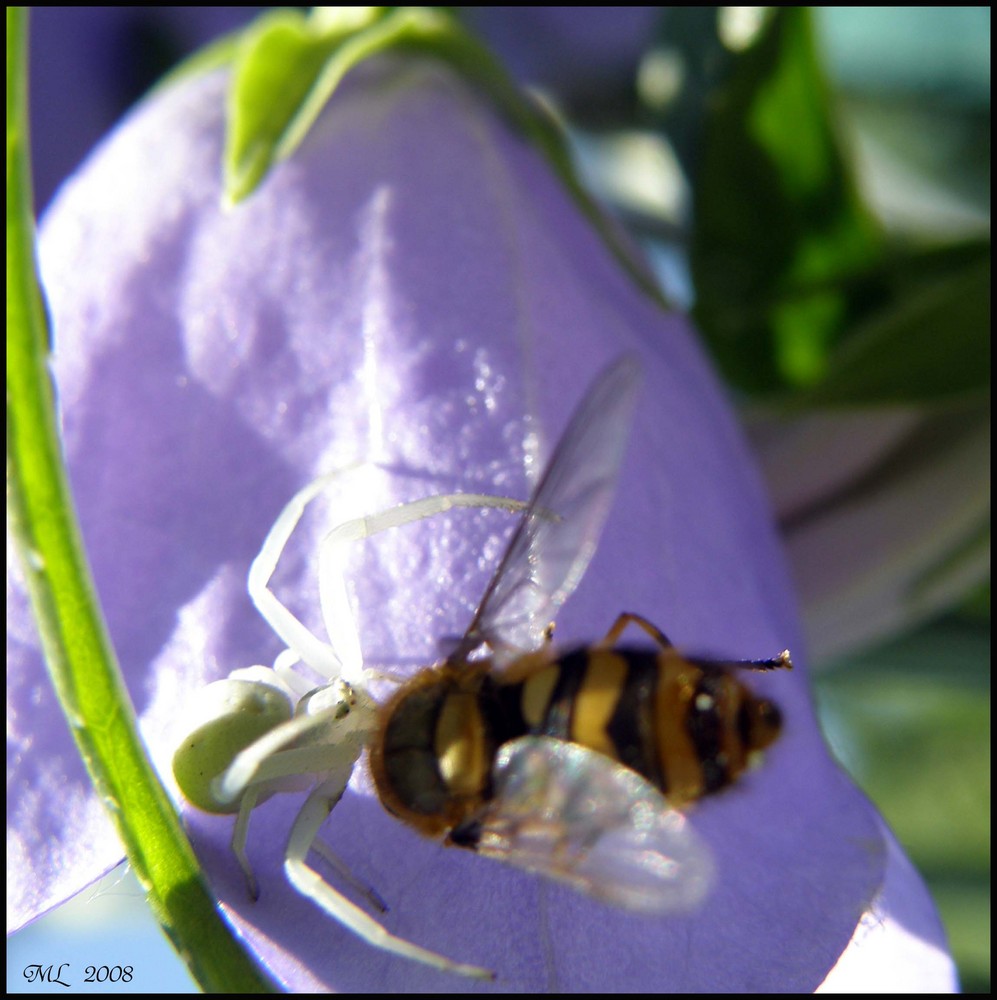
[461,356,642,657]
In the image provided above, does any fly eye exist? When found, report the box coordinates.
[749,699,782,749]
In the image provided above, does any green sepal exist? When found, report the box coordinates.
[225,7,384,204]
[222,6,660,298]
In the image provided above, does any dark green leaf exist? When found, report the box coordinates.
[690,7,882,393]
[801,240,990,406]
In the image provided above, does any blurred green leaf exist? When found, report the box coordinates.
[932,877,991,993]
[817,623,989,870]
[690,7,882,393]
[815,617,990,992]
[687,6,990,418]
[801,240,990,406]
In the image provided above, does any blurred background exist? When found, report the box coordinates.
[9,7,988,993]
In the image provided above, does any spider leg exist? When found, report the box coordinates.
[229,743,359,903]
[272,648,312,698]
[220,690,375,898]
[318,492,528,687]
[248,470,362,682]
[227,738,390,920]
[285,776,494,980]
[232,787,261,900]
[311,839,388,913]
[216,692,371,806]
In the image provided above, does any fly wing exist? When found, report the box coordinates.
[456,736,714,914]
[461,356,642,658]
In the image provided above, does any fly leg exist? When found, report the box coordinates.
[600,612,791,670]
[599,612,675,650]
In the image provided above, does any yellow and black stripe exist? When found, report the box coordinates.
[493,647,782,807]
[370,641,784,842]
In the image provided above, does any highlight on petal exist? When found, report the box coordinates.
[8,57,949,990]
[817,819,958,991]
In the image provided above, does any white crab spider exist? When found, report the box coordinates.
[173,470,528,979]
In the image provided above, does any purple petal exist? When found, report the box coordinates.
[9,59,948,990]
[817,819,957,990]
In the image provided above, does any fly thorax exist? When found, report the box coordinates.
[370,665,496,837]
[435,690,490,797]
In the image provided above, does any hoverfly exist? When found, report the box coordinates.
[173,355,790,979]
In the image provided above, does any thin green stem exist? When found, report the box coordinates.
[6,8,273,992]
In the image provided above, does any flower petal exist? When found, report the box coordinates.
[9,59,940,990]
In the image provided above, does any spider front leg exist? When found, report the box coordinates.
[317,491,531,687]
[216,682,376,899]
[248,471,361,686]
[250,470,528,688]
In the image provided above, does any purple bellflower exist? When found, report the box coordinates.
[8,58,955,991]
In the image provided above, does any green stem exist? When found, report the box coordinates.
[6,8,273,993]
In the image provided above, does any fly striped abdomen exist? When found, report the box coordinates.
[495,647,783,808]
